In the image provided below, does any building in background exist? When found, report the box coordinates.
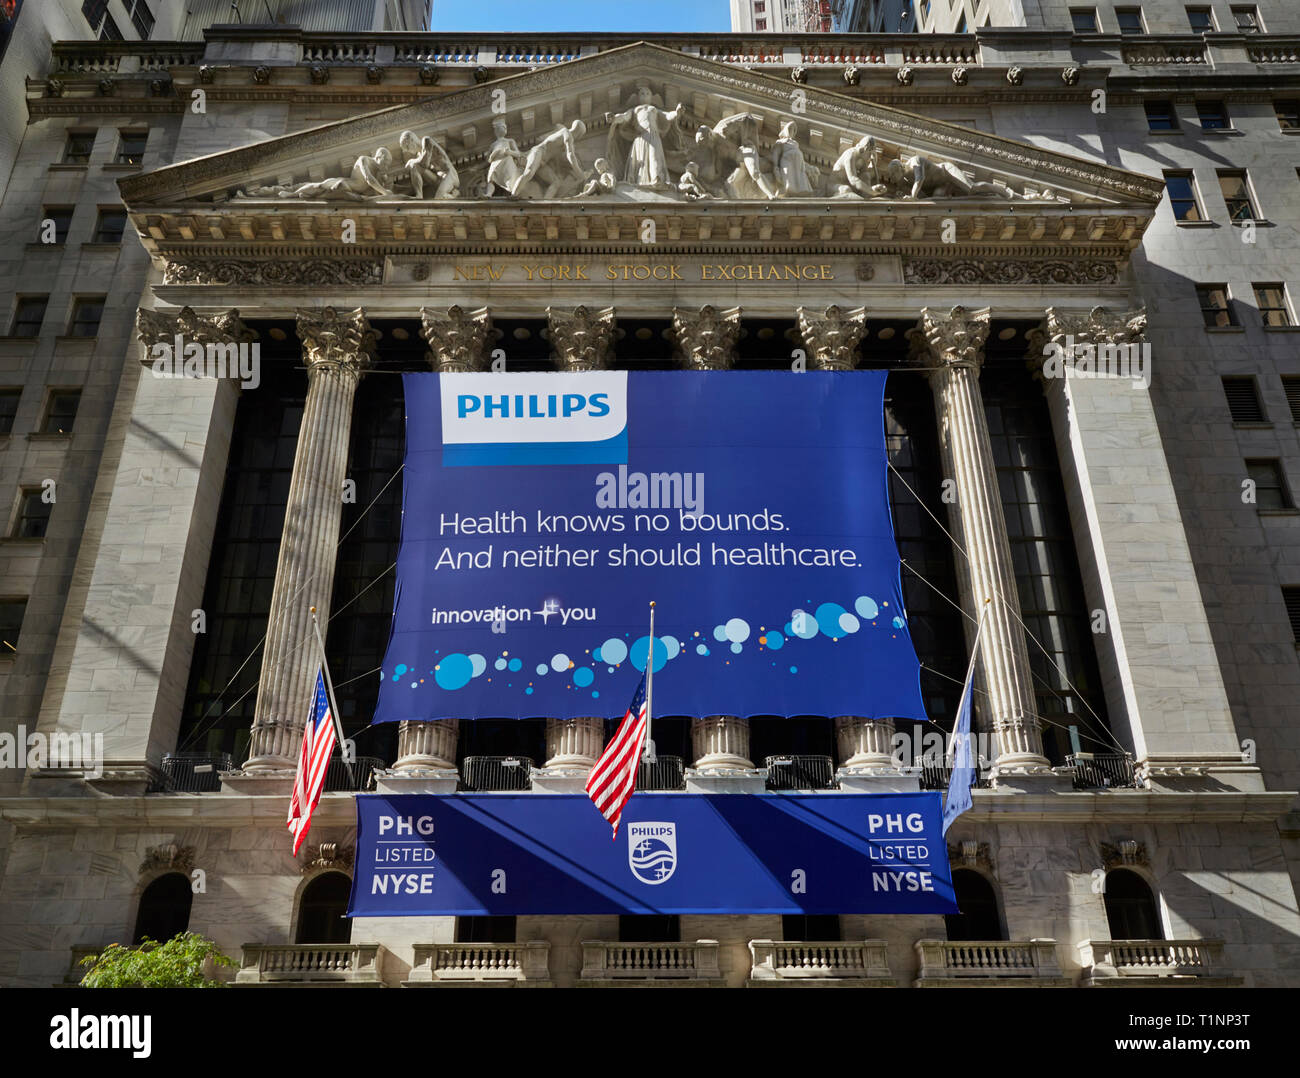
[835,0,1281,32]
[1,8,1300,988]
[731,0,832,33]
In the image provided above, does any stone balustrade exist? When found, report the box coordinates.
[406,942,551,984]
[580,940,722,982]
[1078,938,1240,985]
[236,943,387,985]
[914,939,1070,986]
[748,939,894,983]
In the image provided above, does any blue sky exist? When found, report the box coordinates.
[430,1,730,33]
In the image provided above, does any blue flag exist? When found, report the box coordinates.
[942,607,987,835]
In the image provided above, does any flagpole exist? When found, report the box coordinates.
[643,600,656,763]
[948,598,991,765]
[310,605,356,788]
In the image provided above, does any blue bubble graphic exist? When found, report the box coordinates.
[838,613,860,635]
[713,624,728,643]
[525,686,534,695]
[573,667,594,687]
[789,666,798,674]
[661,635,681,660]
[855,596,879,620]
[435,653,474,691]
[599,637,628,665]
[630,635,669,673]
[494,658,507,671]
[696,644,710,656]
[536,664,548,676]
[592,691,600,698]
[469,654,486,678]
[551,653,570,672]
[730,641,743,654]
[508,657,522,672]
[725,617,750,643]
[892,616,905,629]
[791,609,819,640]
[765,630,785,650]
[395,663,408,676]
[816,602,848,638]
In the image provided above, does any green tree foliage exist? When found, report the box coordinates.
[79,932,236,988]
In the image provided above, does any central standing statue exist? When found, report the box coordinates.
[606,84,685,189]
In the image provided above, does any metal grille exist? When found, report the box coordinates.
[153,752,233,792]
[461,755,533,791]
[636,755,685,791]
[323,756,382,792]
[764,755,837,790]
[919,762,992,791]
[1066,753,1140,790]
[1221,376,1265,423]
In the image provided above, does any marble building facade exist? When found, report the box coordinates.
[1,20,1299,988]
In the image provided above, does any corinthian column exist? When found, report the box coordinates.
[670,305,742,370]
[796,305,868,369]
[910,305,1053,781]
[243,308,375,772]
[546,305,618,370]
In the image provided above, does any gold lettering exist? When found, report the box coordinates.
[522,265,537,281]
[701,265,715,280]
[606,265,619,280]
[669,265,682,280]
[486,264,506,281]
[575,265,589,280]
[820,264,834,280]
[453,265,482,281]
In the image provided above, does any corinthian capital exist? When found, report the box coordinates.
[670,305,743,370]
[135,306,255,349]
[910,305,991,369]
[420,306,501,372]
[1040,305,1147,347]
[546,306,617,371]
[795,305,867,370]
[296,307,376,376]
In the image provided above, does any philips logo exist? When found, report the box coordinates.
[441,372,628,467]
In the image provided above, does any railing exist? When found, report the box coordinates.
[697,43,785,65]
[301,43,377,64]
[151,752,233,793]
[1066,752,1139,790]
[494,46,583,65]
[1079,938,1228,981]
[765,755,837,790]
[1122,42,1206,65]
[407,942,551,983]
[749,939,892,981]
[581,940,721,980]
[801,45,885,65]
[914,939,1065,982]
[903,40,978,65]
[322,756,383,793]
[236,943,386,984]
[393,43,481,64]
[918,761,991,791]
[1247,40,1300,63]
[461,755,533,791]
[637,755,685,791]
[51,43,203,73]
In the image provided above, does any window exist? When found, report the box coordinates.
[115,130,147,166]
[1276,101,1300,130]
[12,489,51,538]
[92,208,127,244]
[1231,5,1261,33]
[1164,172,1202,221]
[1197,284,1237,327]
[39,206,73,245]
[132,874,192,945]
[1284,586,1300,641]
[1070,7,1098,32]
[1222,376,1266,423]
[0,389,19,433]
[42,390,81,434]
[1217,170,1258,221]
[1104,870,1163,941]
[782,914,840,941]
[1115,6,1145,34]
[1144,100,1178,131]
[0,1,24,66]
[81,0,108,31]
[295,873,353,944]
[127,0,154,39]
[1186,6,1215,31]
[618,915,679,942]
[0,598,26,653]
[754,1,764,9]
[98,13,122,40]
[9,296,47,336]
[454,916,516,943]
[62,130,95,164]
[1246,459,1293,510]
[756,17,766,27]
[1255,283,1294,327]
[945,871,1003,941]
[1196,100,1229,130]
[68,298,104,338]
[1282,377,1300,423]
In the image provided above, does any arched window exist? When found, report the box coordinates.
[944,869,1004,941]
[782,914,840,941]
[455,916,516,944]
[618,915,679,943]
[132,873,192,945]
[295,872,353,945]
[1104,869,1163,940]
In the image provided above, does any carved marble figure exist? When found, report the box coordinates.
[606,84,686,188]
[511,120,588,199]
[398,130,459,199]
[485,118,527,196]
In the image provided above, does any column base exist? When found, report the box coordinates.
[685,767,768,794]
[989,761,1073,793]
[530,766,593,794]
[218,768,298,795]
[836,766,921,793]
[374,768,459,795]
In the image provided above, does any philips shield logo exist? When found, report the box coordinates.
[440,371,628,467]
[628,822,677,885]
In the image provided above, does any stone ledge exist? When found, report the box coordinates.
[745,977,897,987]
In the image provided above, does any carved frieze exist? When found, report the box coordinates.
[136,306,255,350]
[139,844,195,875]
[903,259,1119,286]
[1099,840,1148,869]
[300,842,355,874]
[163,259,383,286]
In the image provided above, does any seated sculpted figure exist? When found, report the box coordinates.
[511,119,588,199]
[832,135,888,199]
[678,161,712,200]
[885,153,1016,200]
[575,157,617,198]
[398,130,459,199]
[242,146,399,201]
[486,118,527,196]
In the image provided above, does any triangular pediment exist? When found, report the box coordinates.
[119,41,1162,215]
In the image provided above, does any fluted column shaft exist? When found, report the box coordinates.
[691,715,754,770]
[545,716,606,768]
[914,306,1050,773]
[835,715,897,768]
[245,308,374,770]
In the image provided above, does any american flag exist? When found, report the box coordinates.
[287,670,337,856]
[585,675,648,839]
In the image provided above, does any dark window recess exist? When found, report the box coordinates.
[1222,377,1266,423]
[1070,8,1098,32]
[1103,870,1163,940]
[10,296,47,336]
[131,874,192,945]
[42,390,81,434]
[1254,283,1293,327]
[68,298,105,337]
[1283,586,1300,642]
[98,13,122,40]
[13,490,51,538]
[1232,5,1260,33]
[1196,100,1229,130]
[1115,7,1145,34]
[618,915,679,943]
[1197,284,1236,328]
[128,0,154,38]
[1218,171,1258,222]
[0,598,26,653]
[295,872,353,945]
[63,130,95,164]
[81,0,108,30]
[1144,100,1178,131]
[1186,6,1215,31]
[1280,376,1300,422]
[1274,101,1300,129]
[0,389,19,433]
[115,131,147,165]
[93,209,127,244]
[945,871,1004,941]
[455,916,517,943]
[1164,173,1201,221]
[782,914,840,941]
[40,207,73,244]
[1246,458,1294,510]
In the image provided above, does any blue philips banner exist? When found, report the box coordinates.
[372,371,925,722]
[347,793,957,916]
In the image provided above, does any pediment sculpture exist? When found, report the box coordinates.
[231,89,1070,206]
